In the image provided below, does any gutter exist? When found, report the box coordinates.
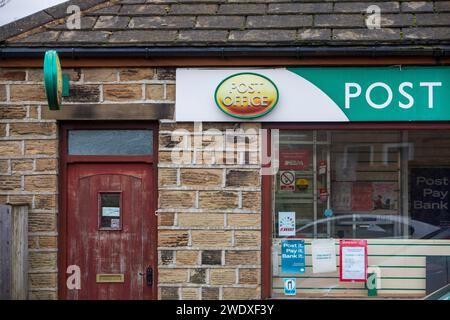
[1,46,450,59]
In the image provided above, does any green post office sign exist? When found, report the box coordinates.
[287,66,450,122]
[176,67,450,122]
[44,50,69,110]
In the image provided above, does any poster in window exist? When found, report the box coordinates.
[284,278,296,296]
[318,160,327,175]
[279,171,296,191]
[332,182,352,211]
[281,240,305,274]
[280,149,310,170]
[278,212,296,236]
[110,218,120,229]
[339,239,368,282]
[312,239,337,274]
[102,207,120,217]
[372,182,398,211]
[351,182,373,211]
[410,168,450,228]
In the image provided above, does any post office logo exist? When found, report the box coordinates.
[214,72,279,119]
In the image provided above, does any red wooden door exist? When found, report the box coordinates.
[66,163,154,300]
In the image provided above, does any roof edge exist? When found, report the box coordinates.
[1,46,449,59]
[0,0,110,42]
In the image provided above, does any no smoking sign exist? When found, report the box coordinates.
[280,171,296,191]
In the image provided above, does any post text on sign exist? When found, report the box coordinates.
[345,82,442,109]
[414,176,449,210]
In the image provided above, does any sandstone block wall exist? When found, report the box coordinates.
[158,122,262,299]
[1,67,263,299]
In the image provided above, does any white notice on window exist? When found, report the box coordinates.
[102,207,120,217]
[110,218,120,229]
[341,246,366,280]
[311,239,337,274]
[278,212,296,236]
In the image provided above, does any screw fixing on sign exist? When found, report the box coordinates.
[44,50,69,110]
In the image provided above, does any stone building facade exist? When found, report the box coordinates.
[1,68,59,299]
[157,119,261,299]
[1,0,450,300]
[0,66,262,299]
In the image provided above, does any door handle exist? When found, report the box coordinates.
[146,266,153,287]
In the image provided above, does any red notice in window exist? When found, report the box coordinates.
[280,149,310,170]
[339,239,368,282]
[351,182,373,211]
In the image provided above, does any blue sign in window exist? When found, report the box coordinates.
[281,240,305,274]
[284,278,297,296]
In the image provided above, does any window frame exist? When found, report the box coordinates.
[61,121,156,164]
[68,129,154,157]
[261,122,450,299]
[98,191,123,231]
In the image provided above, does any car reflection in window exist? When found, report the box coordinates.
[294,214,444,239]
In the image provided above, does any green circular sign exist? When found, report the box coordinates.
[43,50,63,110]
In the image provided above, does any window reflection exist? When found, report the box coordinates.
[68,130,153,155]
[273,130,450,240]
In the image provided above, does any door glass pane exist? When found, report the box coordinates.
[99,193,121,229]
[68,130,153,155]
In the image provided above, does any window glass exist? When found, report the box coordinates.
[275,131,314,237]
[68,130,153,155]
[330,131,402,239]
[99,193,121,230]
[271,129,450,299]
[274,130,412,238]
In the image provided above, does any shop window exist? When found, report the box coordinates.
[272,130,450,240]
[68,130,153,155]
[271,129,450,299]
[274,131,328,238]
